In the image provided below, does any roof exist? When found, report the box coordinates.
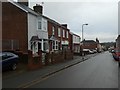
[8,0,69,30]
[81,40,96,44]
[49,36,59,41]
[70,32,81,38]
[8,0,39,16]
[30,36,40,42]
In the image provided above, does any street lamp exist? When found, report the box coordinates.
[82,23,88,60]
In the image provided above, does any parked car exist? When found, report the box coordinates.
[83,49,89,55]
[92,50,97,53]
[0,52,19,71]
[112,49,120,61]
[88,50,94,54]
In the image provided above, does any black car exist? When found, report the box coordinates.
[0,52,19,71]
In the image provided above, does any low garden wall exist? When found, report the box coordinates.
[12,49,74,70]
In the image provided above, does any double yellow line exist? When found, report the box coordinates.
[17,70,63,88]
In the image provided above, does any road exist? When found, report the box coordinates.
[27,51,118,88]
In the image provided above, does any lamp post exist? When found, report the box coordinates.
[82,23,88,60]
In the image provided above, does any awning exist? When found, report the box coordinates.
[30,36,40,42]
[49,36,59,41]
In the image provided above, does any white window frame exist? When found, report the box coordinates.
[52,41,58,50]
[66,31,69,38]
[58,28,61,37]
[56,41,58,50]
[52,41,55,50]
[52,26,55,35]
[38,20,42,30]
[43,21,47,31]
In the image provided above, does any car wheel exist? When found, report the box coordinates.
[11,63,17,70]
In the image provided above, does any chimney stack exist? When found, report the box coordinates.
[18,0,28,6]
[61,24,67,28]
[33,4,43,14]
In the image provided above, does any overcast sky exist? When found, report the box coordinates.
[14,0,119,43]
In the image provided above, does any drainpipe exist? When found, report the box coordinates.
[42,39,44,51]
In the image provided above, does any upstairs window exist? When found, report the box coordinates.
[38,20,42,30]
[52,26,55,35]
[66,31,69,38]
[58,28,61,37]
[43,21,47,31]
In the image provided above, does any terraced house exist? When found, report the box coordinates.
[69,32,81,54]
[48,22,70,52]
[1,0,72,54]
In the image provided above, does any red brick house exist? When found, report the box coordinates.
[2,1,28,53]
[47,20,70,52]
[82,40,97,50]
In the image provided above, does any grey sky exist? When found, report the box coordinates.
[14,0,119,42]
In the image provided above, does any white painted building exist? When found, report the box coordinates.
[28,14,49,54]
[70,32,81,53]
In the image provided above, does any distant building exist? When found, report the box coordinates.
[82,40,97,50]
[69,32,81,53]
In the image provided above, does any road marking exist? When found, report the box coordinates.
[17,70,63,88]
[17,53,100,88]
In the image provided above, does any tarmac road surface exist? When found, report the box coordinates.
[28,51,118,88]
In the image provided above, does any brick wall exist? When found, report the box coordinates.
[2,2,28,53]
[45,50,73,65]
[48,21,71,51]
[83,43,97,50]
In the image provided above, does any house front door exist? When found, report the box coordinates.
[38,42,41,50]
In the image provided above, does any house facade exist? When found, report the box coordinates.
[48,20,70,52]
[69,32,81,53]
[82,40,97,50]
[2,0,49,54]
[2,1,28,53]
[28,5,49,54]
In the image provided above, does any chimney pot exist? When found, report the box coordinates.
[33,4,43,14]
[61,24,67,28]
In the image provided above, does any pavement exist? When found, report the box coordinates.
[3,53,98,79]
[26,51,118,88]
[2,53,100,88]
